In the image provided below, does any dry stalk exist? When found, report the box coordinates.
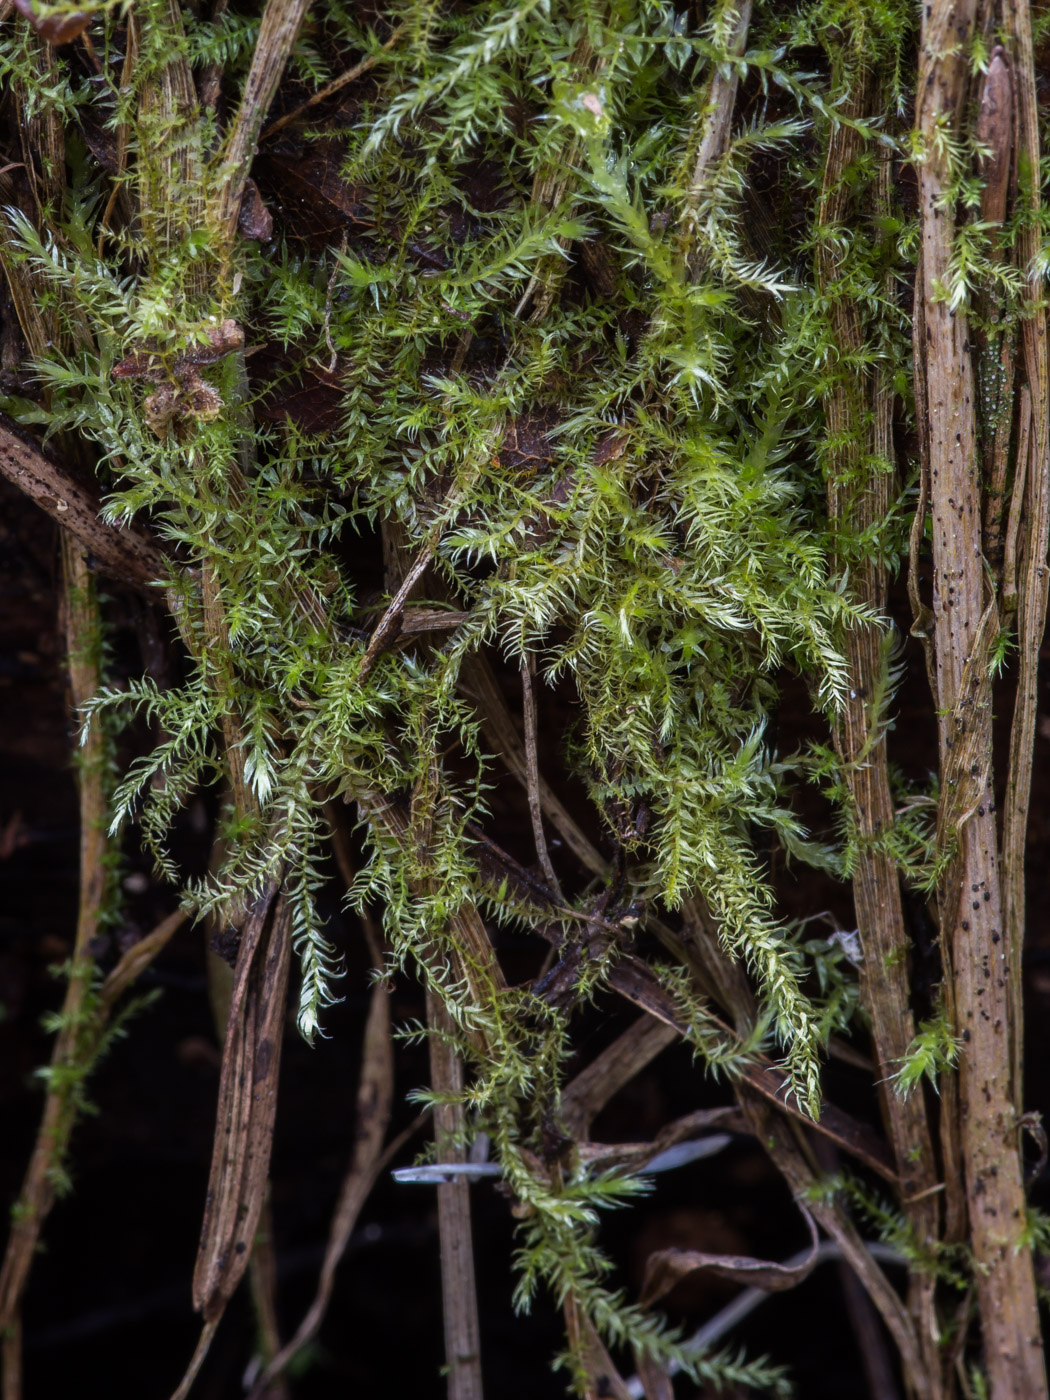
[817,79,940,1387]
[248,816,413,1394]
[1000,0,1050,1109]
[0,544,185,1387]
[0,537,108,1364]
[426,988,484,1400]
[915,0,1046,1387]
[521,655,565,902]
[211,0,314,255]
[260,24,406,140]
[192,882,292,1321]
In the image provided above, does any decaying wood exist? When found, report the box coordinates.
[0,415,169,588]
[915,0,1046,1387]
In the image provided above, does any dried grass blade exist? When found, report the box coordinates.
[191,884,291,1321]
[565,1299,632,1400]
[253,957,395,1390]
[459,653,606,877]
[559,1015,677,1137]
[521,656,565,902]
[212,0,314,247]
[427,988,483,1400]
[0,539,108,1343]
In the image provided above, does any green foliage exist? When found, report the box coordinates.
[0,0,978,1387]
[893,1004,962,1100]
[807,1168,969,1289]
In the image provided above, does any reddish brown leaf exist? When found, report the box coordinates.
[499,410,557,472]
[255,142,370,243]
[11,0,90,44]
[238,178,274,242]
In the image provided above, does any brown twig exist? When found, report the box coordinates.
[521,656,565,902]
[459,653,607,877]
[246,1196,289,1400]
[0,415,169,588]
[686,0,753,201]
[817,76,941,1387]
[260,25,405,141]
[249,819,402,1393]
[1,1317,20,1400]
[98,908,188,1009]
[426,988,484,1400]
[211,0,315,252]
[358,537,438,678]
[559,1015,677,1138]
[1001,0,1050,1109]
[196,0,230,111]
[0,544,179,1372]
[1001,384,1032,612]
[250,1114,427,1399]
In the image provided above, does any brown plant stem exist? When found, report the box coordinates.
[0,537,107,1349]
[426,988,484,1400]
[211,0,314,257]
[816,72,941,1388]
[260,24,405,140]
[0,417,168,589]
[0,547,185,1380]
[915,0,1045,1387]
[1000,0,1050,1112]
[521,655,565,902]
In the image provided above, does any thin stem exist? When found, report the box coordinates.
[426,988,484,1400]
[521,656,565,902]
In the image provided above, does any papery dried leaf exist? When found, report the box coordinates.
[238,178,274,242]
[639,1203,819,1307]
[192,883,291,1323]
